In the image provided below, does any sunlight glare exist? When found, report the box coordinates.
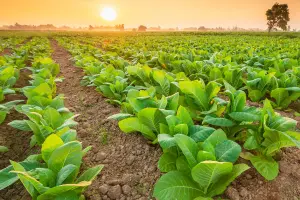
[100,7,117,21]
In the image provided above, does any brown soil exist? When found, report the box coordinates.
[14,69,32,89]
[0,49,12,56]
[51,39,161,200]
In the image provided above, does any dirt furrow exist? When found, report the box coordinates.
[50,39,161,200]
[0,49,12,56]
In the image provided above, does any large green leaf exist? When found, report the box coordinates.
[76,165,104,183]
[158,153,177,172]
[215,140,241,163]
[56,164,78,186]
[11,170,49,194]
[48,141,82,173]
[8,120,32,131]
[118,117,156,140]
[0,156,43,190]
[191,161,233,194]
[153,70,170,96]
[153,171,203,200]
[207,164,249,197]
[174,134,198,167]
[262,129,300,155]
[203,129,227,147]
[250,155,278,180]
[37,181,91,200]
[177,106,194,127]
[179,80,209,111]
[203,115,235,127]
[10,161,39,198]
[42,134,64,163]
[138,108,167,134]
[197,151,216,162]
[158,134,176,149]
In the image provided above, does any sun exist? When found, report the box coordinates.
[100,7,117,21]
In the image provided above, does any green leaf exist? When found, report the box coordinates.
[76,165,104,183]
[262,129,300,155]
[48,141,82,173]
[42,134,64,163]
[11,170,49,194]
[244,136,259,150]
[215,140,241,163]
[174,134,198,167]
[158,153,177,172]
[229,111,260,122]
[32,168,56,187]
[118,117,156,140]
[250,155,278,180]
[189,126,215,142]
[153,171,203,200]
[271,88,289,107]
[191,161,233,194]
[158,134,176,149]
[203,115,235,127]
[174,124,189,135]
[0,156,43,190]
[207,164,249,197]
[10,161,39,198]
[138,108,167,134]
[0,146,8,153]
[0,111,7,124]
[37,181,91,200]
[179,80,209,111]
[176,156,191,174]
[204,129,227,147]
[177,106,194,127]
[153,70,170,96]
[197,151,216,162]
[8,120,32,131]
[56,164,78,186]
[107,113,133,121]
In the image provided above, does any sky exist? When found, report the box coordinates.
[1,0,300,29]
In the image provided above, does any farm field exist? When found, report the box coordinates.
[0,31,300,200]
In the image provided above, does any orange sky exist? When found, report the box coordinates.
[1,0,300,29]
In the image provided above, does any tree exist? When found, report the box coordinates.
[138,25,147,31]
[115,24,124,31]
[266,3,290,32]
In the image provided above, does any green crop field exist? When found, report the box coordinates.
[0,31,299,200]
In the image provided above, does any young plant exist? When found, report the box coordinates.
[1,134,103,200]
[179,80,224,120]
[9,107,78,146]
[154,129,249,200]
[245,69,277,102]
[242,99,300,180]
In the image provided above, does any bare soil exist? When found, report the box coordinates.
[51,39,161,200]
[0,49,12,56]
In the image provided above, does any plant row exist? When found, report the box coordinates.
[0,37,103,200]
[79,34,300,109]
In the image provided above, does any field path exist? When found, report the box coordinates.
[51,39,161,200]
